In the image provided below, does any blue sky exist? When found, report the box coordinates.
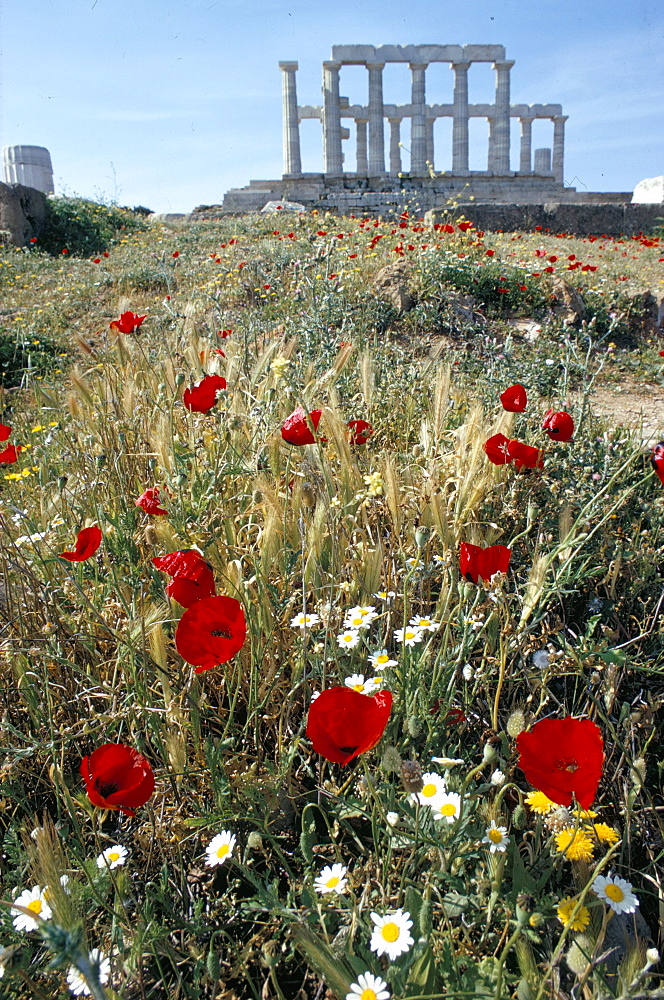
[1,0,662,213]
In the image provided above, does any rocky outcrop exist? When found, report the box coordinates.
[0,182,48,246]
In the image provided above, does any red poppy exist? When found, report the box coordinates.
[175,594,246,673]
[500,384,527,413]
[347,419,373,444]
[507,439,544,471]
[542,410,574,442]
[441,224,455,233]
[484,432,512,465]
[516,716,604,809]
[110,311,147,334]
[60,525,103,562]
[281,407,324,446]
[306,687,392,765]
[182,374,227,414]
[152,549,216,607]
[652,441,664,485]
[458,221,473,232]
[0,423,11,442]
[459,541,511,584]
[135,487,169,516]
[0,444,20,465]
[80,742,155,816]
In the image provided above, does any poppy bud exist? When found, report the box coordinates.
[400,759,423,794]
[175,373,186,386]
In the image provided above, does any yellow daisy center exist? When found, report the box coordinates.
[216,844,230,859]
[108,852,120,862]
[27,899,43,914]
[419,620,431,627]
[488,828,503,843]
[360,990,378,1000]
[352,683,365,692]
[421,782,437,798]
[381,922,400,942]
[405,630,416,640]
[605,884,624,903]
[325,876,340,889]
[441,803,457,817]
[375,655,388,665]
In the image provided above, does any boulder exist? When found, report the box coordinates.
[550,277,587,326]
[632,176,664,204]
[371,261,415,314]
[0,182,47,246]
[261,199,306,214]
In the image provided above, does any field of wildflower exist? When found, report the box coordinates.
[0,201,663,999]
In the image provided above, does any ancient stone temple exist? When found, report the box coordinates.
[221,43,587,216]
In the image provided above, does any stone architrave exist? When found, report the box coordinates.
[632,176,664,204]
[451,61,470,173]
[356,118,369,174]
[279,62,302,177]
[552,115,567,185]
[493,60,514,173]
[322,61,343,176]
[519,117,533,174]
[367,62,386,175]
[388,118,402,175]
[2,145,54,194]
[410,63,428,175]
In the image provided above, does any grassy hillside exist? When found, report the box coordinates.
[0,204,662,999]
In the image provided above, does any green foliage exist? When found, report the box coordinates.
[0,327,64,387]
[37,196,144,256]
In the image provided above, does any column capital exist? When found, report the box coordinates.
[519,115,535,124]
[322,60,341,71]
[493,59,515,70]
[451,60,471,70]
[409,61,429,71]
[279,61,298,72]
[366,61,385,71]
[552,114,569,123]
[387,116,403,124]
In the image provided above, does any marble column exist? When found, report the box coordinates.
[552,115,567,185]
[388,117,402,175]
[493,59,514,173]
[279,62,302,177]
[367,62,386,175]
[356,118,368,175]
[487,116,496,172]
[534,147,552,174]
[410,62,428,175]
[519,117,533,174]
[451,61,470,173]
[322,60,343,176]
[425,116,435,172]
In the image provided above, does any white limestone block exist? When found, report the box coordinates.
[261,200,306,213]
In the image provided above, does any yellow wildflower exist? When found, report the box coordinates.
[555,828,594,861]
[593,823,620,845]
[525,791,556,815]
[557,897,591,931]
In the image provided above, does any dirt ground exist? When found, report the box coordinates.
[591,381,664,445]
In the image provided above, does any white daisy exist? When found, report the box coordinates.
[369,908,414,960]
[592,873,639,914]
[66,949,110,996]
[96,845,128,870]
[344,673,381,695]
[411,771,447,808]
[345,605,379,627]
[337,629,361,649]
[431,756,465,767]
[431,791,462,824]
[313,863,348,895]
[346,971,390,1000]
[290,612,321,629]
[204,831,237,867]
[462,664,474,681]
[490,769,506,787]
[373,590,396,602]
[409,615,440,632]
[404,557,425,573]
[482,822,510,853]
[344,612,374,630]
[368,649,398,669]
[11,886,52,932]
[385,811,399,827]
[394,626,423,647]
